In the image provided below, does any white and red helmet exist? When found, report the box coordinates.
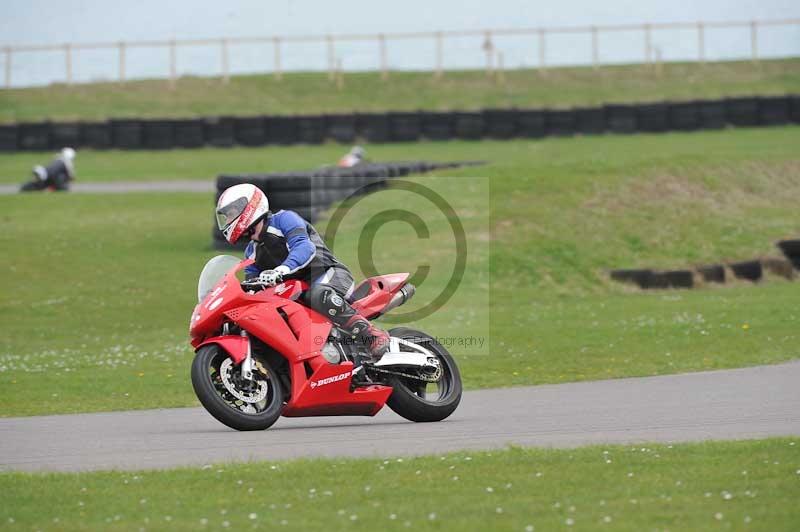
[216,184,269,244]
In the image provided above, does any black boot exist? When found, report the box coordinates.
[344,316,390,362]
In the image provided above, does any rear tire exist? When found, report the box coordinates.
[191,344,284,431]
[385,327,462,422]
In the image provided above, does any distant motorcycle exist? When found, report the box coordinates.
[337,145,366,168]
[20,148,76,192]
[189,256,462,431]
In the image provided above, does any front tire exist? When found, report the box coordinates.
[385,327,462,422]
[191,344,284,431]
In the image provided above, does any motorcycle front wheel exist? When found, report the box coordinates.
[385,327,462,422]
[191,344,283,431]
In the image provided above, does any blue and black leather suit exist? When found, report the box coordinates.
[245,210,362,328]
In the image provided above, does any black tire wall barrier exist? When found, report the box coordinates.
[698,264,726,283]
[726,97,760,126]
[50,122,81,148]
[699,100,727,129]
[454,112,485,139]
[636,103,669,132]
[234,117,266,146]
[483,109,514,138]
[605,104,637,134]
[0,125,18,151]
[546,110,575,136]
[18,122,51,150]
[173,119,205,148]
[111,119,143,149]
[357,113,391,143]
[210,160,484,249]
[327,114,357,144]
[143,120,174,150]
[80,122,112,149]
[2,95,798,152]
[575,107,605,135]
[204,117,235,147]
[778,239,800,269]
[516,110,546,138]
[611,239,800,290]
[296,116,326,144]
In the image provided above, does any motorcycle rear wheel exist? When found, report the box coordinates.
[385,327,462,422]
[191,344,283,431]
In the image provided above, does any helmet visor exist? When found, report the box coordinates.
[215,196,248,231]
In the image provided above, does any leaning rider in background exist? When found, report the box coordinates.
[215,183,391,363]
[21,148,77,192]
[337,145,366,168]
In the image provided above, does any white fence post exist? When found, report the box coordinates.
[4,47,10,88]
[169,39,177,88]
[483,31,494,76]
[64,43,72,85]
[751,20,759,63]
[378,34,388,80]
[327,35,335,81]
[2,18,799,89]
[221,39,230,84]
[435,31,443,79]
[118,42,125,82]
[697,22,705,64]
[538,28,547,74]
[274,37,282,80]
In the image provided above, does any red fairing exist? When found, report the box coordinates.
[196,335,249,364]
[189,260,308,344]
[189,258,394,417]
[351,273,410,319]
[282,362,393,417]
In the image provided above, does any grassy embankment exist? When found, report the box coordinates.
[0,59,799,122]
[2,439,799,531]
[1,127,798,416]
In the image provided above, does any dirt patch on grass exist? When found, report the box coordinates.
[584,161,800,214]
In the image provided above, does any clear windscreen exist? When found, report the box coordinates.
[197,255,241,302]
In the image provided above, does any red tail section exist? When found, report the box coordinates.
[350,273,410,319]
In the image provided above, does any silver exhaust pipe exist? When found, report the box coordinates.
[381,283,415,315]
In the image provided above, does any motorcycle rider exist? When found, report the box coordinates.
[337,145,365,168]
[215,183,391,362]
[21,147,76,192]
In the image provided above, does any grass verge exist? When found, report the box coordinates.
[1,439,798,530]
[1,128,799,415]
[1,59,799,122]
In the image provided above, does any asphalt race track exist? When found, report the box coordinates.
[1,361,799,472]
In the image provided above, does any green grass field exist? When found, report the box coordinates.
[2,439,799,531]
[3,53,799,532]
[1,59,799,122]
[1,126,799,416]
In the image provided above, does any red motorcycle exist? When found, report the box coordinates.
[189,256,462,431]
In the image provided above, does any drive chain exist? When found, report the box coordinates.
[366,364,442,383]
